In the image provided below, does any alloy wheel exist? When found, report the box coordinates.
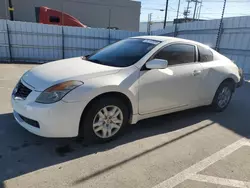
[217,86,231,109]
[92,105,123,138]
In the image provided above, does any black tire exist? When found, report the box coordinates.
[211,81,234,112]
[79,97,129,143]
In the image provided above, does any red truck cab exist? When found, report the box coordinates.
[35,6,87,27]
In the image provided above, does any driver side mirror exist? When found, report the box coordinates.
[146,59,168,69]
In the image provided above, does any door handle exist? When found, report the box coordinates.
[193,70,201,76]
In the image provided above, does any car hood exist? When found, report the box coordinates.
[21,57,121,91]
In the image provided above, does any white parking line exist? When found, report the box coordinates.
[245,143,250,146]
[190,174,250,188]
[153,138,249,188]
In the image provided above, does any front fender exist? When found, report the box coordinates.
[62,69,139,115]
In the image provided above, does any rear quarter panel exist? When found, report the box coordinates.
[200,59,240,104]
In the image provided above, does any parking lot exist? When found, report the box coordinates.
[0,63,250,188]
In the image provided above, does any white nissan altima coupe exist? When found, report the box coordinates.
[12,36,241,142]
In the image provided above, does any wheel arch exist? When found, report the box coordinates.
[220,77,236,91]
[79,91,134,134]
[212,77,236,103]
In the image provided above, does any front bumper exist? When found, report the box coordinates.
[237,79,243,88]
[11,90,85,138]
[236,68,244,88]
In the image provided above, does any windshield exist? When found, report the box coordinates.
[87,38,161,67]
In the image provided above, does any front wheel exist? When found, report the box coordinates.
[211,81,234,112]
[79,97,129,143]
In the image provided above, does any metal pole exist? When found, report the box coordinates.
[193,0,198,19]
[61,1,65,59]
[147,14,149,34]
[174,0,181,37]
[198,2,202,20]
[187,1,190,13]
[186,1,191,18]
[147,13,149,33]
[195,4,199,19]
[6,21,12,62]
[176,0,181,20]
[8,0,14,20]
[62,2,64,26]
[108,9,111,44]
[146,13,153,34]
[196,3,201,19]
[62,26,65,59]
[215,0,227,51]
[163,0,169,29]
[149,13,152,34]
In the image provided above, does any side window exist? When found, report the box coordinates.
[49,16,60,23]
[198,45,213,62]
[154,44,196,66]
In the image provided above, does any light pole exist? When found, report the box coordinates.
[197,2,202,20]
[193,0,198,19]
[215,0,227,50]
[8,0,14,20]
[176,0,181,20]
[142,8,164,32]
[191,0,201,20]
[174,0,181,37]
[163,0,169,29]
[147,13,152,34]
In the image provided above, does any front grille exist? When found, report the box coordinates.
[14,82,32,99]
[19,113,40,128]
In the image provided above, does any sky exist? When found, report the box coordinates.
[139,0,250,22]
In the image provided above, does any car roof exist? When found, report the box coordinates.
[132,35,210,48]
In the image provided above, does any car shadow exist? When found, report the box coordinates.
[0,81,249,185]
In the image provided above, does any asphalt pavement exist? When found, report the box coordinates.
[0,64,250,188]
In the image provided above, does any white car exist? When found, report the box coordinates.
[12,36,241,142]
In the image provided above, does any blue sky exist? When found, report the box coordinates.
[139,0,250,22]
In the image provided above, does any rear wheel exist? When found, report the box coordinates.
[211,81,234,112]
[79,97,129,143]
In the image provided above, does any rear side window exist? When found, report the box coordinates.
[154,44,195,66]
[49,16,60,23]
[198,45,213,62]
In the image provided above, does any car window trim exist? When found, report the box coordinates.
[195,45,199,62]
[141,42,198,71]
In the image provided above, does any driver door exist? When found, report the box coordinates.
[138,43,203,114]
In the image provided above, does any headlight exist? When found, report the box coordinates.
[36,80,83,104]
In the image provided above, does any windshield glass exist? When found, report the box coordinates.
[87,38,161,67]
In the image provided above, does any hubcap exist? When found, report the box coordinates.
[218,86,231,108]
[93,105,123,138]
